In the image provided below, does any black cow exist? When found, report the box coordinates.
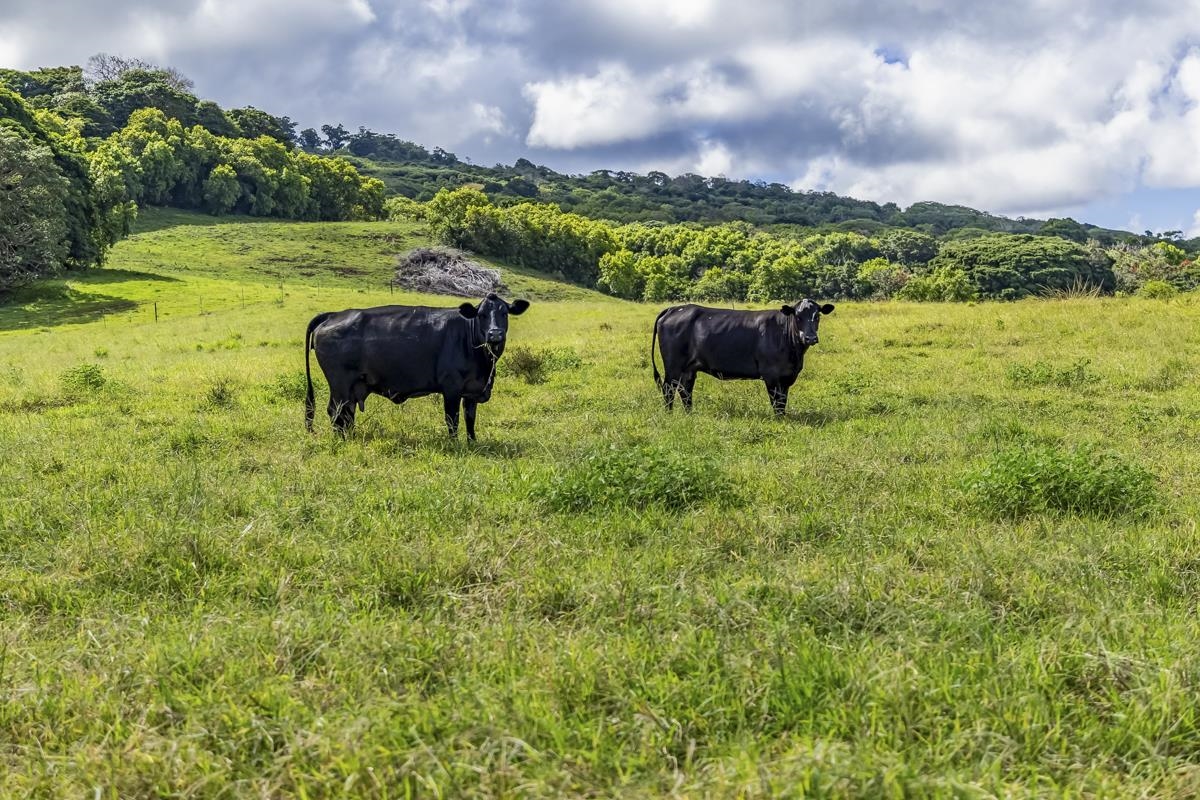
[305,294,530,439]
[651,299,835,415]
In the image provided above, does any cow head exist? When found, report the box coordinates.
[780,299,834,347]
[458,293,530,352]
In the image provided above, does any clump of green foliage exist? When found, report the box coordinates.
[59,362,107,393]
[538,442,737,512]
[499,345,582,384]
[965,444,1157,518]
[419,188,1141,304]
[1007,358,1102,389]
[1137,280,1179,299]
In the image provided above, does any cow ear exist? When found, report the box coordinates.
[820,303,835,315]
[458,302,479,318]
[780,305,795,315]
[509,299,530,316]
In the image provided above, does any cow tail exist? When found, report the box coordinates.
[305,312,331,431]
[650,306,670,391]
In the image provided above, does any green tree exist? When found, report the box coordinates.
[0,127,70,291]
[227,107,292,145]
[931,234,1115,299]
[321,123,349,150]
[202,164,240,214]
[298,128,321,151]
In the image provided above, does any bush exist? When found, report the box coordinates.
[965,444,1157,518]
[60,363,106,393]
[538,442,737,513]
[1137,280,1179,299]
[897,267,977,302]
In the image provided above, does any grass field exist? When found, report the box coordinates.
[3,210,1200,796]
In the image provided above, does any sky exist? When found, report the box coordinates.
[4,0,1200,234]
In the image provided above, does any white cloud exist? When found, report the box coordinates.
[525,64,663,148]
[0,24,26,67]
[9,0,1200,226]
[1188,210,1200,238]
[694,139,733,177]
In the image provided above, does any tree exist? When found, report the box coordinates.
[92,68,199,129]
[202,164,240,214]
[298,128,321,151]
[321,123,349,151]
[0,127,70,292]
[86,53,194,92]
[194,100,239,138]
[227,106,292,145]
[931,234,1115,299]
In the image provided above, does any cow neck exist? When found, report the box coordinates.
[786,313,806,353]
[466,315,500,391]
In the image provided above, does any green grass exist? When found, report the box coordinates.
[3,212,1200,796]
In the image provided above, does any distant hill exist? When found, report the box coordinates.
[333,131,1154,246]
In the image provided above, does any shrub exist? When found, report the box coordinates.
[896,267,977,302]
[538,442,737,513]
[1137,280,1179,299]
[60,363,106,393]
[965,444,1157,518]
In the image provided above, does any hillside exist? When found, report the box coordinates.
[2,213,1200,794]
[341,150,1149,245]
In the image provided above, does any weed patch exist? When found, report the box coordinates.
[537,442,737,512]
[60,363,107,394]
[965,444,1157,518]
[500,345,583,384]
[1007,358,1101,389]
[269,371,309,402]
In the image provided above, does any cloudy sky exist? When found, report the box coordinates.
[4,0,1200,233]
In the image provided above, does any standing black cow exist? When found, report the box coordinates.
[651,299,834,415]
[305,294,530,439]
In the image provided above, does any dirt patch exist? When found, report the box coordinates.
[392,247,507,297]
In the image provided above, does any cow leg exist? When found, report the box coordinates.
[463,399,478,441]
[329,396,356,434]
[765,381,789,416]
[662,374,678,411]
[678,372,697,413]
[443,394,461,438]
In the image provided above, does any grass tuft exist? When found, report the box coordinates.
[500,345,583,384]
[965,444,1157,518]
[538,441,737,513]
[1007,357,1101,389]
[59,362,107,394]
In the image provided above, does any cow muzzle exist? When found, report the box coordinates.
[486,329,506,344]
[803,335,819,346]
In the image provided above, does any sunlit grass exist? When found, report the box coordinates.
[2,212,1200,795]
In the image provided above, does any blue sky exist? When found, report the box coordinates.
[4,0,1200,234]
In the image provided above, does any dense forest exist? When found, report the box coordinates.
[3,54,1198,301]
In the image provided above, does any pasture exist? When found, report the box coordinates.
[2,211,1200,797]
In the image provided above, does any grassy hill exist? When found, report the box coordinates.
[2,211,1200,795]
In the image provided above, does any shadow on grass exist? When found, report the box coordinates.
[129,206,277,234]
[0,271,178,331]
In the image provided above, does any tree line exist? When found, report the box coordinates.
[0,57,385,293]
[399,188,1198,302]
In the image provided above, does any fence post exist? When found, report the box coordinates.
[154,302,158,322]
